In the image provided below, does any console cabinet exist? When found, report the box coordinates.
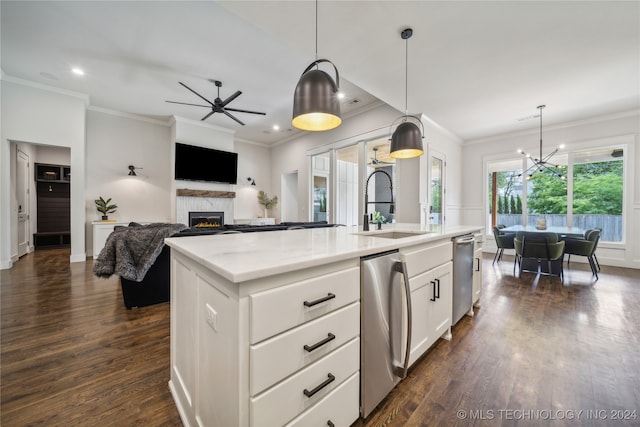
[169,251,360,427]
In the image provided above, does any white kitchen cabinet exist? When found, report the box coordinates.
[401,239,453,367]
[473,232,484,307]
[169,251,360,427]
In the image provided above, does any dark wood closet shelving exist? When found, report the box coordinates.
[34,163,70,248]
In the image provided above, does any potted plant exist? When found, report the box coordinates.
[95,196,117,220]
[257,191,277,218]
[372,211,386,230]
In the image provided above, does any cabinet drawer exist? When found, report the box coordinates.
[250,267,359,343]
[401,240,452,277]
[285,372,360,427]
[250,337,359,427]
[250,303,359,395]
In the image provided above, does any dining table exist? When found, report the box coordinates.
[502,224,585,238]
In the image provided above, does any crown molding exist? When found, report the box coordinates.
[465,109,640,146]
[87,106,172,127]
[170,115,237,135]
[0,74,90,105]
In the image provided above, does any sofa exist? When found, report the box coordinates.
[116,221,337,309]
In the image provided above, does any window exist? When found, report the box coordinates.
[487,145,625,242]
[311,152,330,222]
[526,154,567,228]
[487,159,523,230]
[335,145,359,226]
[571,148,623,242]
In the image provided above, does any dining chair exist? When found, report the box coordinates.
[514,231,565,281]
[492,225,516,265]
[563,228,601,279]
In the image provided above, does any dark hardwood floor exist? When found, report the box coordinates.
[2,249,639,426]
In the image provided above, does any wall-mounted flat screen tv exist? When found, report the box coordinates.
[175,143,238,184]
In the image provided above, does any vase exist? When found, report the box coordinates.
[264,208,268,218]
[102,215,108,221]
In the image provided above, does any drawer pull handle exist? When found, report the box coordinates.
[303,293,336,307]
[303,373,335,398]
[327,421,335,427]
[304,333,336,352]
[430,280,437,301]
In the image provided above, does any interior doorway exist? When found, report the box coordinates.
[281,171,299,222]
[16,149,30,257]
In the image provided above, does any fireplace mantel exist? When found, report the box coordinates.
[176,189,236,198]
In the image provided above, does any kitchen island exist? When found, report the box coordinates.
[164,223,482,427]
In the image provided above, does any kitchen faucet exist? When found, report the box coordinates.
[363,169,395,231]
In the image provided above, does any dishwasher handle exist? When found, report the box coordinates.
[393,260,412,379]
[454,234,475,245]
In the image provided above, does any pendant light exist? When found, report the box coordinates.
[517,105,566,180]
[390,28,424,159]
[292,0,342,131]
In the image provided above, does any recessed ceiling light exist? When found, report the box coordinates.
[273,124,280,131]
[71,67,85,76]
[337,92,345,100]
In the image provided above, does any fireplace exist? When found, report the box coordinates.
[189,211,224,228]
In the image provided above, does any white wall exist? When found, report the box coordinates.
[462,111,640,268]
[234,140,272,219]
[1,78,87,267]
[85,109,172,255]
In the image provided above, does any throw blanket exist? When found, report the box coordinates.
[93,222,188,282]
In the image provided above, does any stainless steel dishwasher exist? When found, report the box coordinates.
[452,234,475,325]
[360,250,412,418]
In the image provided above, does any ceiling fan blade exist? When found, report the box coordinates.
[201,111,215,121]
[221,90,242,107]
[223,110,245,126]
[166,100,211,108]
[179,82,214,106]
[225,107,266,116]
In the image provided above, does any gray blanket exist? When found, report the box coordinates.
[93,222,188,282]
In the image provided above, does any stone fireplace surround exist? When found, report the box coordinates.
[176,190,234,227]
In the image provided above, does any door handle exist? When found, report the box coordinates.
[430,280,436,302]
[393,261,412,379]
[435,278,440,299]
[475,257,481,272]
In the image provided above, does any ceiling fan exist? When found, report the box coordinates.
[166,80,266,125]
[369,147,395,166]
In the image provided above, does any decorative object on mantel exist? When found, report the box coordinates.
[176,189,236,198]
[95,196,118,221]
[257,190,278,218]
[389,28,424,159]
[517,105,566,180]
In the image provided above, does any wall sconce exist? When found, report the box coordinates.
[128,165,142,176]
[247,177,256,186]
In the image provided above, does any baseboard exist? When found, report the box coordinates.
[69,252,86,263]
[0,258,13,270]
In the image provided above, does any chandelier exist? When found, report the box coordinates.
[518,105,565,180]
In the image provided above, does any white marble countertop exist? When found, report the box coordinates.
[164,223,483,283]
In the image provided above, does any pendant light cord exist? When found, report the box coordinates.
[538,105,544,161]
[315,0,318,60]
[404,35,409,116]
